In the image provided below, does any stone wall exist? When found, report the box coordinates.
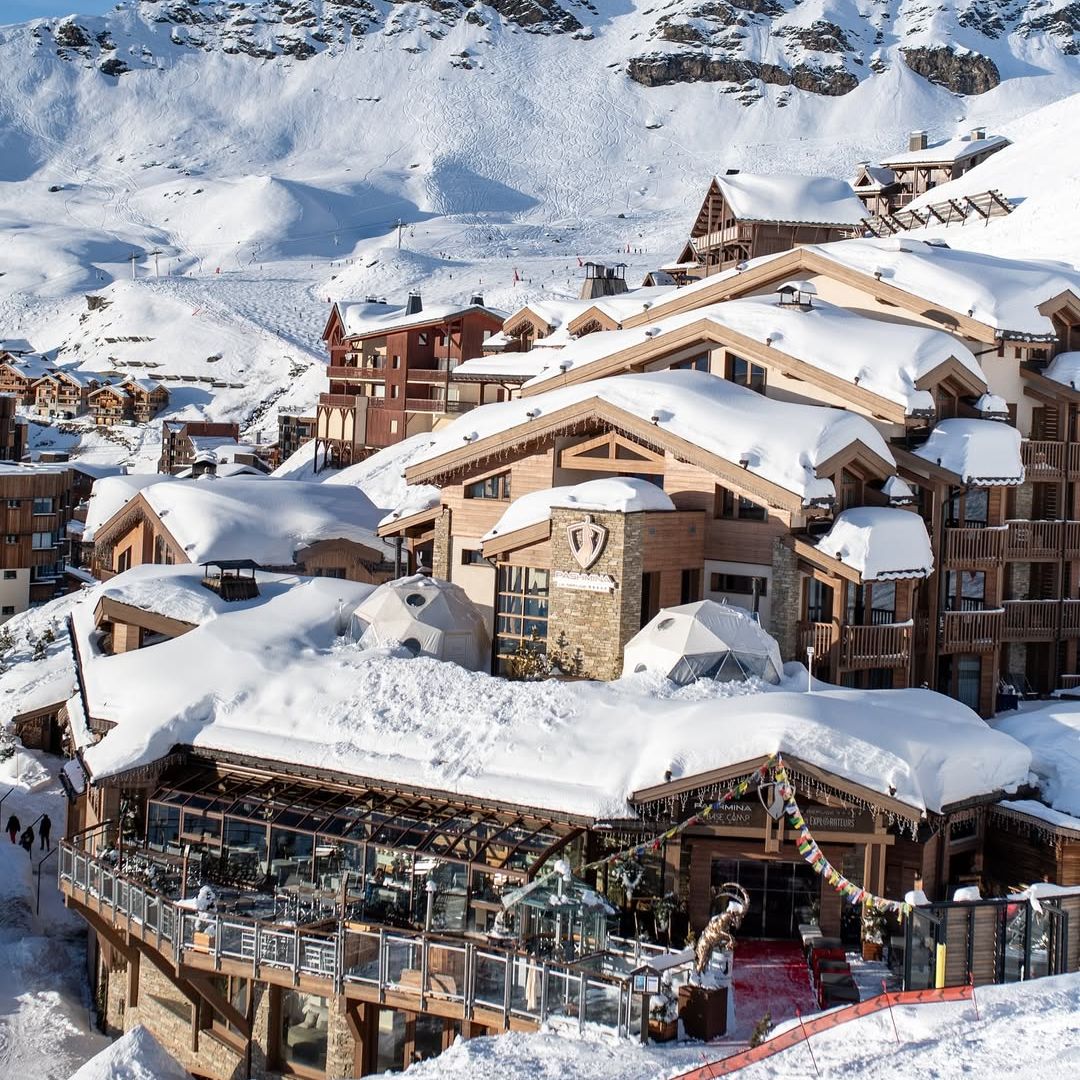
[431,507,452,579]
[768,537,801,660]
[547,508,643,680]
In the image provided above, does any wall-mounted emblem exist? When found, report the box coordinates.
[566,516,608,570]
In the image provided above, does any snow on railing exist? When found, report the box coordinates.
[57,841,636,1036]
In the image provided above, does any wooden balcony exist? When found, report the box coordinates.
[1070,443,1080,480]
[1002,600,1060,642]
[839,622,912,671]
[798,621,833,662]
[1063,600,1080,639]
[1005,520,1063,561]
[328,364,385,380]
[1021,440,1065,480]
[940,609,1003,653]
[944,526,1005,569]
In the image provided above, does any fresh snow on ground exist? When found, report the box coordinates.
[67,1026,192,1080]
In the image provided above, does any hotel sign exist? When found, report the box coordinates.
[566,516,608,570]
[552,570,616,593]
[691,801,873,834]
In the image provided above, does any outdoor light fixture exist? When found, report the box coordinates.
[806,645,815,692]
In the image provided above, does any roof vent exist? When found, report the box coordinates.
[405,292,422,316]
[469,293,484,307]
[909,130,928,152]
[970,126,987,141]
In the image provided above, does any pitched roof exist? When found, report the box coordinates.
[878,134,1009,168]
[701,172,867,228]
[333,300,507,340]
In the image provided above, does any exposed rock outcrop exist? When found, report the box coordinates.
[901,46,1001,95]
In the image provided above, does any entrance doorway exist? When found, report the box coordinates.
[711,859,819,938]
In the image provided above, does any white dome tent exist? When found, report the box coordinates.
[350,575,491,671]
[623,600,783,686]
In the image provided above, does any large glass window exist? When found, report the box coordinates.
[495,565,549,674]
[465,472,511,500]
[181,810,221,843]
[146,803,180,850]
[945,570,986,611]
[956,655,982,711]
[223,819,268,882]
[726,354,766,394]
[269,829,314,888]
[279,990,328,1073]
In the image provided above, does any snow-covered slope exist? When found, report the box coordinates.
[0,2,1077,467]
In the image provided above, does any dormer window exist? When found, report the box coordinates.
[465,472,511,500]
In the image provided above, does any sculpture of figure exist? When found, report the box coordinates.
[694,882,750,975]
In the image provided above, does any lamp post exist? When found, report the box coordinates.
[806,645,814,692]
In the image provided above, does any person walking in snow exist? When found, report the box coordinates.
[39,814,52,852]
[19,825,34,856]
[6,814,20,844]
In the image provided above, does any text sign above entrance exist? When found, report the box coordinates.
[552,570,616,593]
[690,800,874,835]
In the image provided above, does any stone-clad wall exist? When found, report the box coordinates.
[432,507,452,579]
[547,508,644,680]
[768,537,800,661]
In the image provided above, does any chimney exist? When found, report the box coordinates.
[725,168,740,175]
[469,293,484,307]
[404,292,422,316]
[909,130,928,152]
[970,126,987,141]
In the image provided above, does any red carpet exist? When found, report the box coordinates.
[730,940,817,1041]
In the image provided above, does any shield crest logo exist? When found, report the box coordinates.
[566,517,608,570]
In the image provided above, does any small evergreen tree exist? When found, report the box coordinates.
[749,1011,773,1048]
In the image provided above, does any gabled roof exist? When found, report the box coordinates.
[852,164,898,191]
[878,134,1009,168]
[404,369,895,508]
[329,299,507,341]
[0,353,53,378]
[89,384,131,401]
[912,418,1024,486]
[692,173,867,232]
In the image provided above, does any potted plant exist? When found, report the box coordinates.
[861,904,887,962]
[648,979,679,1042]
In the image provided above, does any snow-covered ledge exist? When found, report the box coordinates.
[815,506,934,581]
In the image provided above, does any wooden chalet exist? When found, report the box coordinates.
[0,352,53,404]
[159,420,241,474]
[315,294,504,468]
[87,383,131,426]
[31,369,103,418]
[683,171,866,278]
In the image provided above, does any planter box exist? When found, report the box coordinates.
[678,984,728,1041]
[861,941,883,962]
[648,1018,678,1043]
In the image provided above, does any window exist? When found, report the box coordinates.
[496,565,548,674]
[727,353,766,394]
[946,487,988,528]
[672,355,709,372]
[714,485,766,521]
[945,570,986,611]
[805,578,833,623]
[460,548,488,566]
[710,573,767,597]
[465,472,511,500]
[31,531,52,550]
[116,548,131,573]
[390,385,400,399]
[3,570,15,580]
[840,469,863,511]
[314,567,346,579]
[680,568,701,605]
[279,990,328,1073]
[392,355,402,369]
[5,499,19,509]
[1,605,13,616]
[418,333,429,346]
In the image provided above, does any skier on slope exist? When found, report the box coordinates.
[6,814,20,843]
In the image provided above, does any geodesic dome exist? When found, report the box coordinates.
[622,600,783,686]
[350,574,491,671]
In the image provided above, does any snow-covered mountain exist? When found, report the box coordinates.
[0,0,1077,468]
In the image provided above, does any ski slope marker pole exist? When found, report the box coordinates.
[795,1007,820,1077]
[969,974,979,1021]
[882,980,900,1044]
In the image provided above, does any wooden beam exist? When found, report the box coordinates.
[184,970,252,1038]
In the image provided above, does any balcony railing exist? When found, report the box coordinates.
[328,364,385,380]
[798,622,834,663]
[944,526,1005,568]
[1022,440,1065,479]
[1062,600,1080,639]
[1002,600,1060,642]
[1005,520,1063,560]
[940,609,1004,652]
[1070,444,1080,480]
[839,622,913,671]
[404,398,476,415]
[57,842,638,1038]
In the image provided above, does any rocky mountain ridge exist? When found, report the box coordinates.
[22,0,1080,98]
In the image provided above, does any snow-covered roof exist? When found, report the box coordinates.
[1043,352,1080,391]
[707,172,867,227]
[974,393,1010,418]
[128,477,393,565]
[913,418,1025,485]
[335,299,506,339]
[524,294,986,414]
[83,474,180,543]
[991,702,1080,820]
[996,799,1080,838]
[483,477,675,541]
[122,376,162,394]
[409,370,896,506]
[808,237,1080,339]
[69,565,1030,818]
[854,164,897,190]
[451,352,548,382]
[571,286,674,326]
[879,134,1009,168]
[0,353,52,377]
[815,507,934,581]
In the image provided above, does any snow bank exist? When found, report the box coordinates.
[68,1025,192,1080]
[410,370,896,505]
[70,567,1028,819]
[711,172,866,226]
[816,507,934,581]
[913,418,1024,485]
[992,702,1080,818]
[483,477,674,540]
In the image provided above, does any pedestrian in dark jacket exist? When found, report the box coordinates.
[39,814,52,851]
[19,826,33,856]
[6,815,19,844]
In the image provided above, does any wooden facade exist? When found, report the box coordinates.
[315,301,504,467]
[0,393,27,463]
[159,420,241,474]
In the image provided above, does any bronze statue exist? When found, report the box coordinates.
[694,882,750,975]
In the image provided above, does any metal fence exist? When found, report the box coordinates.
[58,841,638,1036]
